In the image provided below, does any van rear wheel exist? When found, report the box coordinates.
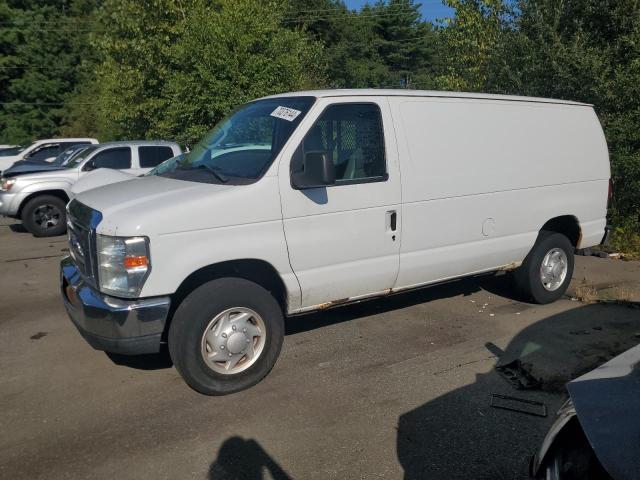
[168,278,284,395]
[515,232,575,304]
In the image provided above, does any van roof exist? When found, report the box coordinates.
[263,89,592,107]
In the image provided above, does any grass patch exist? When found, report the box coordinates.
[608,221,640,261]
[573,280,599,303]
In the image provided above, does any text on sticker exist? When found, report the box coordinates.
[271,106,302,122]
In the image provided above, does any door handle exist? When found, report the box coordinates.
[390,211,397,231]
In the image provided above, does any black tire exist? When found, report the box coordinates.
[21,195,68,237]
[168,277,284,395]
[515,231,575,304]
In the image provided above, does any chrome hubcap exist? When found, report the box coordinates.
[540,248,568,291]
[200,307,266,375]
[33,204,61,229]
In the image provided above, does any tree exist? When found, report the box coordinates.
[152,0,324,145]
[286,0,390,88]
[371,0,436,88]
[285,0,436,88]
[90,0,190,140]
[432,0,510,91]
[488,0,640,240]
[0,0,93,143]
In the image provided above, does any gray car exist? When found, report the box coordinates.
[531,343,640,479]
[0,141,181,237]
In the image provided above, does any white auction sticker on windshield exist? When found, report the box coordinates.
[270,106,302,122]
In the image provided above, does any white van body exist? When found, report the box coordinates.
[61,90,610,394]
[70,168,138,198]
[75,90,608,310]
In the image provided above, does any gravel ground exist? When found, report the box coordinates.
[1,217,638,480]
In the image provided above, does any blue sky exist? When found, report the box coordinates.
[343,0,455,22]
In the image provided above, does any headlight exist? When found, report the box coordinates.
[96,235,150,298]
[0,178,16,191]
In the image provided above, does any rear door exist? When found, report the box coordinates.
[278,97,401,310]
[136,145,176,174]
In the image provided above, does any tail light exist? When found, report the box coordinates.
[607,178,614,209]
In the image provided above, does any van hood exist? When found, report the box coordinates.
[71,168,135,196]
[74,175,267,237]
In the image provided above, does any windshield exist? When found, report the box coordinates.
[0,146,25,157]
[65,145,99,169]
[53,145,88,166]
[152,96,315,184]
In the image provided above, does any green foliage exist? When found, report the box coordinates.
[484,0,640,242]
[91,0,323,145]
[432,0,510,91]
[0,0,638,250]
[89,0,190,140]
[154,0,324,145]
[610,218,640,260]
[286,0,436,88]
[0,0,92,143]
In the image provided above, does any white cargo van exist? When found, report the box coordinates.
[61,90,611,395]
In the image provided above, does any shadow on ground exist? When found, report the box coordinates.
[106,350,173,370]
[8,223,28,233]
[208,437,292,480]
[396,303,640,480]
[285,272,520,335]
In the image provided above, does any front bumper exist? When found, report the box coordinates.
[60,256,171,355]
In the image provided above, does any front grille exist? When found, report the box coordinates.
[67,200,103,288]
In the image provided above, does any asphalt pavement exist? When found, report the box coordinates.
[1,217,639,480]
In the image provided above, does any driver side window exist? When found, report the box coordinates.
[88,147,131,170]
[302,103,386,183]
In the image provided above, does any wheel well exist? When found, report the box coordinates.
[534,416,608,478]
[17,190,69,218]
[541,216,582,248]
[163,259,288,341]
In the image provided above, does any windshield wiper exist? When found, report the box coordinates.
[220,142,252,149]
[195,164,229,183]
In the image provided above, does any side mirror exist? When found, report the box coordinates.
[291,151,335,189]
[83,160,96,172]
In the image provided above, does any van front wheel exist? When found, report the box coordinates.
[515,232,575,304]
[168,278,284,395]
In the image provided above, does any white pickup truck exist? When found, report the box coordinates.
[0,138,98,173]
[61,89,611,395]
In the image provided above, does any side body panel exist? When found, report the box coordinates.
[277,97,402,310]
[390,97,610,289]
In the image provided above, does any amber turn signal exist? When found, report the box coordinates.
[123,255,149,269]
